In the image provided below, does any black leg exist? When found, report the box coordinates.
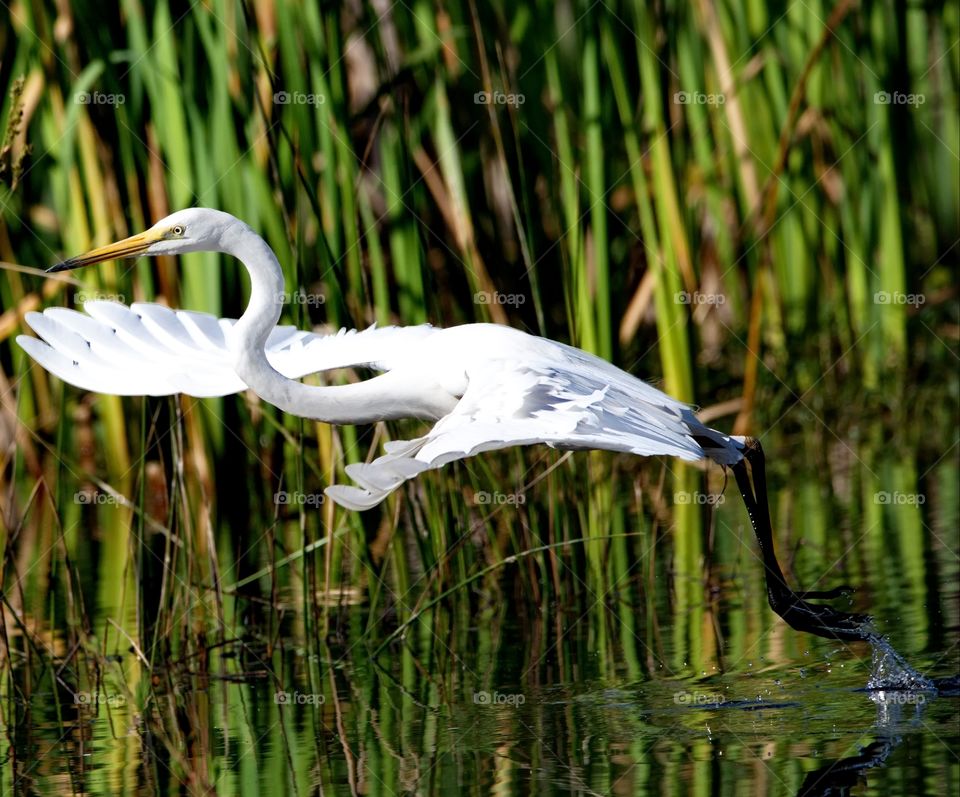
[731,438,871,643]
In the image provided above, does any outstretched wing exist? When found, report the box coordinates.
[17,301,437,397]
[325,344,744,510]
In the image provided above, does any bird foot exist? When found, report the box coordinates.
[733,439,872,643]
[767,588,872,642]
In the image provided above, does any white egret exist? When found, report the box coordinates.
[18,208,869,641]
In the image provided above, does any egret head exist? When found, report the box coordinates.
[47,208,241,273]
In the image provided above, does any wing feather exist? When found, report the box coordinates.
[17,307,743,511]
[326,345,745,509]
[17,301,441,398]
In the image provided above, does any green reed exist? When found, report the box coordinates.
[0,1,957,791]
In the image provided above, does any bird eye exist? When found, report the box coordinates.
[172,225,185,236]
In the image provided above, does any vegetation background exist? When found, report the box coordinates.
[0,0,957,794]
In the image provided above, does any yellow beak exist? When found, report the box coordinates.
[47,230,162,273]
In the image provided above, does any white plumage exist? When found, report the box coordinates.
[18,301,436,398]
[20,302,743,509]
[19,208,745,510]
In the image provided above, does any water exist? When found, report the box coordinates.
[6,586,957,796]
[3,431,957,794]
[866,633,936,692]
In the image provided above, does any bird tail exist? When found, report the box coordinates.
[685,413,747,466]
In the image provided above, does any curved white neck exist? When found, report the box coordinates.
[220,222,454,423]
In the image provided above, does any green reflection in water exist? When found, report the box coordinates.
[3,423,956,795]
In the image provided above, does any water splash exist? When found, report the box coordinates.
[864,631,934,692]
